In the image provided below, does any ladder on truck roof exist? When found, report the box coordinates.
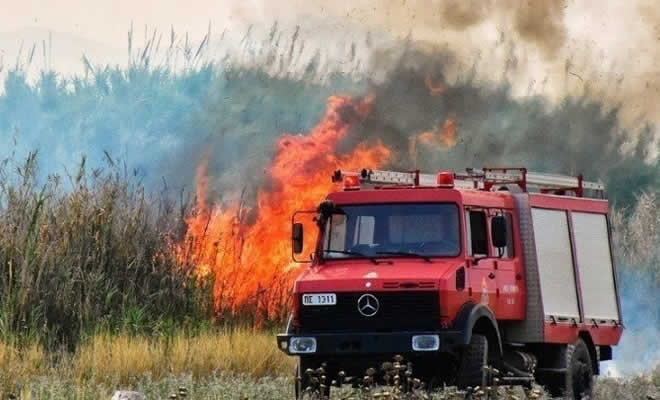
[331,167,606,198]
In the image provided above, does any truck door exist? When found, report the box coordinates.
[488,211,524,319]
[465,209,498,313]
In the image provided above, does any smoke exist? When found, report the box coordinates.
[614,265,660,374]
[511,0,566,56]
[237,0,660,135]
[338,45,659,207]
[436,0,492,30]
[609,194,660,374]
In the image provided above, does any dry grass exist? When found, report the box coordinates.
[0,328,293,392]
[0,341,46,383]
[612,191,660,280]
[73,327,293,382]
[0,152,213,348]
[0,328,295,397]
[0,323,659,399]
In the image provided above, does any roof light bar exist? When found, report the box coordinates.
[331,167,605,198]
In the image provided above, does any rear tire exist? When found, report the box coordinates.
[544,338,594,399]
[456,334,489,389]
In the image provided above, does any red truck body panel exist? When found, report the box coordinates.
[294,184,622,348]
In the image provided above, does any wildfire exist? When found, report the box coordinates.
[409,118,458,164]
[424,76,446,96]
[180,96,390,319]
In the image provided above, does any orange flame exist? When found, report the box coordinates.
[425,76,446,96]
[409,118,458,165]
[180,96,390,319]
[417,118,458,148]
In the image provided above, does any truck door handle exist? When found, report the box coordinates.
[488,272,496,279]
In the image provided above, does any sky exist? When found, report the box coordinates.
[1,0,235,44]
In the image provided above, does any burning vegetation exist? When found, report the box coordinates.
[179,96,390,319]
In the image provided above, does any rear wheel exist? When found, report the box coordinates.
[566,338,594,399]
[544,338,594,399]
[456,334,489,389]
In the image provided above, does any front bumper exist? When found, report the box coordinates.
[276,331,463,356]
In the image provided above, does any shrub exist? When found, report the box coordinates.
[0,152,212,347]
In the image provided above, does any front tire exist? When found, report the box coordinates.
[456,334,489,389]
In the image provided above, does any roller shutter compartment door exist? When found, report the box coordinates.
[571,212,620,322]
[531,208,580,320]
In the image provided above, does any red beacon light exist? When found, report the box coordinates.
[436,171,455,188]
[343,174,361,190]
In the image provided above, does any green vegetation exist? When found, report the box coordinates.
[0,152,212,348]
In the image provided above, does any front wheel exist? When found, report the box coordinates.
[456,334,489,389]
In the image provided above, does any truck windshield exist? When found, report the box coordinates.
[322,203,460,259]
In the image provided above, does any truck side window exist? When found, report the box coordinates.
[466,210,488,256]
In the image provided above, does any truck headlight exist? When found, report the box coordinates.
[412,335,440,351]
[290,337,317,354]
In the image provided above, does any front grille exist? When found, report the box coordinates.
[298,291,440,333]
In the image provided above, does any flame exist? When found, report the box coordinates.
[425,76,446,96]
[180,96,390,319]
[418,118,458,148]
[409,118,458,164]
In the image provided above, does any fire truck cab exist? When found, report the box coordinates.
[277,168,623,399]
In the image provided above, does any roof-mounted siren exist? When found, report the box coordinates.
[436,171,455,188]
[343,174,361,190]
[332,170,361,190]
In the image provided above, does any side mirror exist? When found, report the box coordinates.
[292,223,304,254]
[491,215,507,248]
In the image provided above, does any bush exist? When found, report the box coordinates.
[0,152,212,347]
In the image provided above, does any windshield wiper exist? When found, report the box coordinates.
[323,250,384,265]
[375,251,433,263]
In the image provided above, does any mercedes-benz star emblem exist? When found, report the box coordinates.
[357,294,379,317]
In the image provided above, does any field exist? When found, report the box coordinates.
[1,28,660,399]
[1,329,659,399]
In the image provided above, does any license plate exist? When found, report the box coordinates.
[302,293,337,306]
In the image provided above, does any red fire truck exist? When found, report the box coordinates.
[277,168,623,399]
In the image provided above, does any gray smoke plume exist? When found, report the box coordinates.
[340,44,659,207]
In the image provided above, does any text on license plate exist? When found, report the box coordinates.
[302,293,337,306]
